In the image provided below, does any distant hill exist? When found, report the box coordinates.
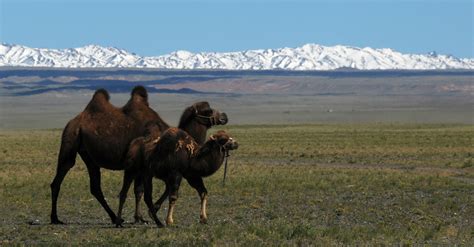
[1,68,472,96]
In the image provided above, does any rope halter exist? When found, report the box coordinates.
[192,104,217,126]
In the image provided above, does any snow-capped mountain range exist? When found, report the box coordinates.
[1,43,473,70]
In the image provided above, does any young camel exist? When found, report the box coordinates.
[143,129,239,227]
[114,102,229,226]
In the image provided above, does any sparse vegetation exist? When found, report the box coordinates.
[0,124,473,245]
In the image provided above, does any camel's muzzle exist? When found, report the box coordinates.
[224,138,238,150]
[218,112,228,125]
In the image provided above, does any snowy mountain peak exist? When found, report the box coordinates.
[173,50,193,59]
[0,43,472,70]
[428,51,438,57]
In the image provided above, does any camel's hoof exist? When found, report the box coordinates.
[51,218,65,225]
[147,210,157,219]
[134,216,149,224]
[200,217,208,224]
[114,218,125,227]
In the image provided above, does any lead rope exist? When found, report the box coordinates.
[222,150,230,187]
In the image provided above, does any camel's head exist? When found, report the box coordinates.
[210,130,239,151]
[189,101,228,127]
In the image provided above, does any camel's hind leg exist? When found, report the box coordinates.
[133,174,149,224]
[79,151,120,224]
[50,122,80,224]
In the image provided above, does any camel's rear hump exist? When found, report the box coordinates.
[84,88,113,113]
[131,86,148,100]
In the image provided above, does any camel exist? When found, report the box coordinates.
[50,86,228,225]
[142,129,239,227]
[115,101,229,226]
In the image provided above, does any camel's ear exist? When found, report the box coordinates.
[193,101,211,113]
[209,133,228,145]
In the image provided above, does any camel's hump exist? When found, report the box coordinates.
[131,86,148,100]
[93,88,110,101]
[85,88,112,112]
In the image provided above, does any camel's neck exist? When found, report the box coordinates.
[180,120,208,146]
[189,142,225,177]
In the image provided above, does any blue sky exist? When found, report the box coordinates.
[1,0,472,57]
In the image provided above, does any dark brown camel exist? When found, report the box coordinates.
[50,86,228,225]
[115,102,228,226]
[143,129,238,227]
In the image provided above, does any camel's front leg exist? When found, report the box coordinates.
[166,198,176,226]
[143,175,164,228]
[116,169,136,227]
[199,192,208,224]
[187,177,208,224]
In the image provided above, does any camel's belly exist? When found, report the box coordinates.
[79,128,137,170]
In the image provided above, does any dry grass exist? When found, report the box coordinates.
[0,124,473,245]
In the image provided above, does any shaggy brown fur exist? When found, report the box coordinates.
[50,86,168,225]
[50,86,228,225]
[143,129,238,227]
[115,102,228,226]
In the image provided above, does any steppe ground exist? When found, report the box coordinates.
[1,70,473,245]
[1,92,472,129]
[1,124,473,245]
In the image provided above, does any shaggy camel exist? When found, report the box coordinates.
[50,86,227,225]
[115,101,229,226]
[143,129,239,227]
